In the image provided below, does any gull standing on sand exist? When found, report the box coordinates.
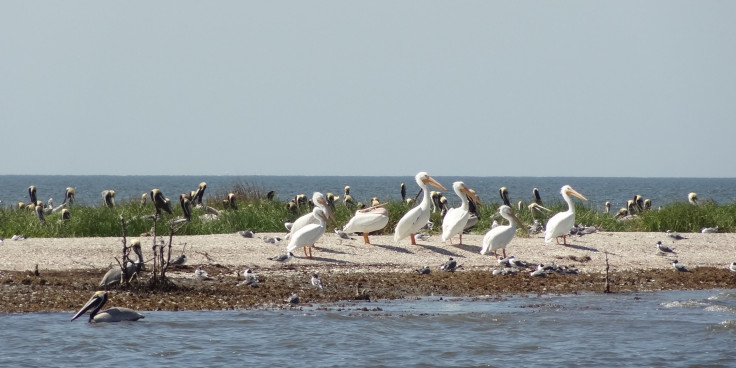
[287,207,328,258]
[545,185,588,246]
[238,269,259,287]
[394,172,447,245]
[656,241,676,254]
[311,273,324,290]
[269,252,294,262]
[530,264,547,277]
[666,230,687,240]
[672,260,691,272]
[441,181,481,245]
[440,257,458,272]
[480,205,525,259]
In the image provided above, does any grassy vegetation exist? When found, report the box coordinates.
[1,189,734,238]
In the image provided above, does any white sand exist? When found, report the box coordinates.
[2,231,734,274]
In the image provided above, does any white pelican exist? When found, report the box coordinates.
[544,185,588,246]
[441,182,481,245]
[71,291,144,323]
[285,192,335,240]
[342,204,389,244]
[688,192,698,205]
[480,205,524,259]
[394,172,447,245]
[286,207,328,258]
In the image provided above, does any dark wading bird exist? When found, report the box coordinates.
[71,291,144,323]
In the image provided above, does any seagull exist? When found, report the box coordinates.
[701,226,719,234]
[238,230,255,238]
[11,234,25,241]
[287,293,300,304]
[656,241,676,254]
[497,257,511,267]
[261,235,282,244]
[238,269,259,287]
[666,230,687,240]
[729,262,736,273]
[195,266,210,279]
[530,264,547,277]
[415,266,431,274]
[414,233,431,242]
[268,252,294,262]
[311,273,324,290]
[335,229,353,240]
[672,260,691,272]
[170,254,187,265]
[440,257,458,272]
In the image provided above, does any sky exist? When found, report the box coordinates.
[2,1,735,177]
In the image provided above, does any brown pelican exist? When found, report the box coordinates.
[604,201,611,214]
[150,189,173,215]
[688,192,698,205]
[286,193,335,240]
[140,193,147,206]
[63,187,75,205]
[192,182,207,206]
[342,204,389,244]
[99,239,144,287]
[499,187,511,207]
[267,190,276,201]
[480,205,524,259]
[102,190,115,208]
[177,194,192,222]
[463,189,481,232]
[430,191,442,213]
[533,187,543,205]
[634,195,644,212]
[326,192,338,209]
[370,197,380,207]
[400,182,407,202]
[61,208,71,221]
[71,291,144,323]
[643,199,652,211]
[343,186,355,207]
[528,202,552,220]
[441,182,481,245]
[226,193,238,210]
[35,204,45,225]
[614,207,629,219]
[28,185,38,206]
[286,206,328,258]
[544,185,588,246]
[295,193,308,206]
[394,172,447,245]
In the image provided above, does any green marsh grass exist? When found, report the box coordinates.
[1,192,733,238]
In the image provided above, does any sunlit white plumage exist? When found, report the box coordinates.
[285,192,333,240]
[287,207,328,258]
[394,172,447,245]
[441,181,481,245]
[544,185,588,246]
[480,205,524,259]
[729,262,736,273]
[342,205,389,244]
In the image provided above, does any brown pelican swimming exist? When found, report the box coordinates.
[286,192,335,240]
[481,205,524,259]
[99,239,145,287]
[441,182,481,245]
[150,189,172,215]
[394,172,447,245]
[71,291,144,323]
[286,206,329,258]
[544,185,588,246]
[192,182,207,206]
[688,192,698,205]
[102,190,116,208]
[63,187,75,205]
[533,187,543,205]
[342,204,389,244]
[499,187,511,207]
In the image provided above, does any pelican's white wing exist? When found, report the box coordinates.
[481,225,515,255]
[441,207,469,242]
[394,206,428,241]
[544,211,575,243]
[343,212,389,234]
[287,223,326,252]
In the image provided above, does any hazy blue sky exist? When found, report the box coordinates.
[2,2,734,177]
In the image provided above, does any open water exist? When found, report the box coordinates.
[2,289,735,367]
[1,175,735,211]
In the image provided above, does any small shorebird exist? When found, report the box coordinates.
[666,230,687,240]
[440,257,458,272]
[268,252,293,262]
[311,273,324,290]
[238,269,259,287]
[530,264,547,277]
[672,260,691,272]
[656,241,676,254]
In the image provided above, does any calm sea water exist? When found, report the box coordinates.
[2,289,735,367]
[1,175,735,211]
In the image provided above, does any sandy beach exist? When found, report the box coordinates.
[2,230,735,313]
